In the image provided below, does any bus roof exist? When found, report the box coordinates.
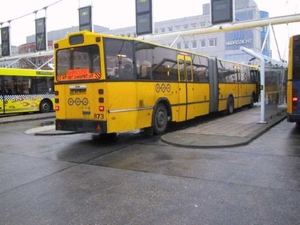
[0,68,54,76]
[54,30,211,59]
[55,30,259,69]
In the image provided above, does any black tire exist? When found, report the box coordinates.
[40,100,52,113]
[248,94,254,108]
[226,96,234,115]
[153,103,168,135]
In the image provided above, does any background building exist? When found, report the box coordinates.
[25,25,110,45]
[1,0,270,68]
[18,41,54,69]
[12,25,110,70]
[103,0,270,63]
[0,45,19,68]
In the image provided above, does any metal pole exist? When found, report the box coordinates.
[44,7,48,51]
[170,35,180,47]
[33,11,38,52]
[8,21,11,58]
[240,47,267,124]
[141,13,300,42]
[261,24,271,53]
[271,24,282,61]
[232,0,236,23]
[91,0,94,32]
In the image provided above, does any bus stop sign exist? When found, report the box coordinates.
[1,27,10,56]
[135,0,153,36]
[79,6,92,31]
[211,0,233,25]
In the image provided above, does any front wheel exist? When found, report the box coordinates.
[153,103,168,135]
[226,96,234,115]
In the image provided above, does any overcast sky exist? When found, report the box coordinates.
[0,0,299,60]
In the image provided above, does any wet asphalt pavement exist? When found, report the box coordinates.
[0,114,300,225]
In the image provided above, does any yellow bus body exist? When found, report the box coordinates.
[55,81,211,133]
[218,83,257,111]
[287,35,295,116]
[287,34,300,122]
[54,31,259,134]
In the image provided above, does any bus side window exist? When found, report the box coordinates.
[36,78,50,94]
[12,77,20,94]
[4,78,12,95]
[138,65,151,80]
[47,77,54,93]
[137,60,151,80]
[104,39,134,80]
[152,64,167,80]
[121,64,134,79]
[5,88,12,95]
[194,70,208,82]
[21,78,30,94]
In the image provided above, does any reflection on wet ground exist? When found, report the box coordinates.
[1,117,300,224]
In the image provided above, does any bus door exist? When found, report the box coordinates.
[177,54,193,121]
[251,69,260,102]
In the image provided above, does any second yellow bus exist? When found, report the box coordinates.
[0,68,54,114]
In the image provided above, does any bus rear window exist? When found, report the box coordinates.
[56,45,101,82]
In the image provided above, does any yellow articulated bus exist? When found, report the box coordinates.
[0,68,54,114]
[54,31,259,135]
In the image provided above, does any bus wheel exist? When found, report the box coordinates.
[227,96,234,115]
[153,103,168,135]
[248,94,254,108]
[40,100,52,113]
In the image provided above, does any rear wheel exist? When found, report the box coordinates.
[153,103,168,135]
[248,94,254,108]
[226,96,234,115]
[40,100,52,113]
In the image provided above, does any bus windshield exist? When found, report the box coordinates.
[56,44,100,82]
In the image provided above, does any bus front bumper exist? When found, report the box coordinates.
[55,119,107,133]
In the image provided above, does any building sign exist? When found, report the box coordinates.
[226,39,252,46]
[1,26,10,56]
[135,0,153,36]
[35,17,47,51]
[211,0,233,25]
[136,0,151,13]
[79,6,92,31]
